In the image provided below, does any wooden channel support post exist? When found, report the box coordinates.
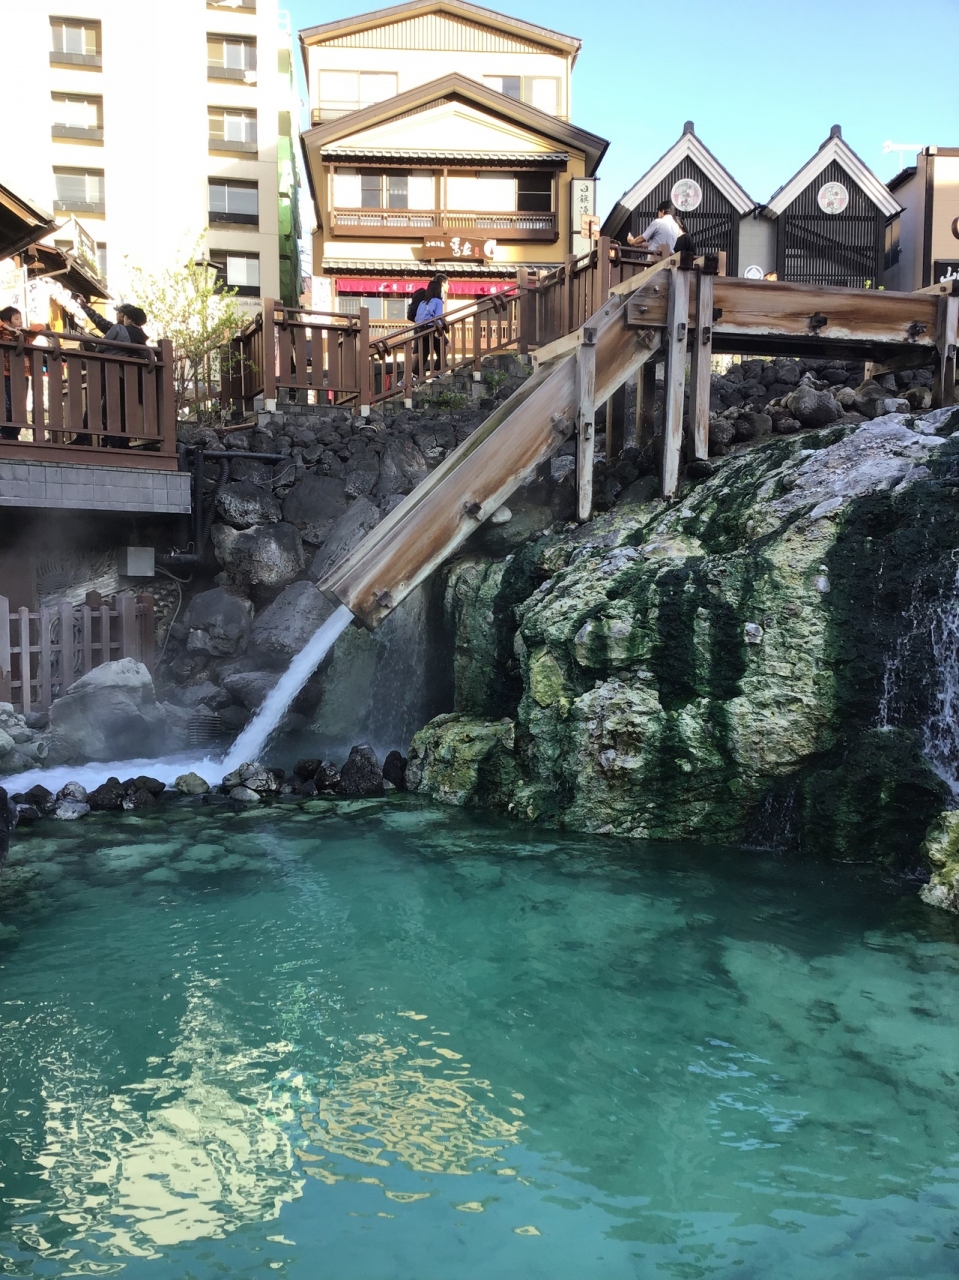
[933,292,958,410]
[576,332,597,523]
[687,256,717,461]
[661,262,691,498]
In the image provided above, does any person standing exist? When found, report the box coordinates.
[0,306,38,441]
[627,200,684,255]
[414,274,448,375]
[72,297,150,446]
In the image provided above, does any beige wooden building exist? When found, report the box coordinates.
[885,147,959,291]
[298,0,607,319]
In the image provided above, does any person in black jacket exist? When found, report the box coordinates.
[72,298,150,446]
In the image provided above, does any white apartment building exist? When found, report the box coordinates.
[0,0,302,313]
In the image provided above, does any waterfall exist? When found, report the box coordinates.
[220,604,354,772]
[923,564,959,795]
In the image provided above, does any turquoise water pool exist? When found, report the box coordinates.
[0,798,957,1279]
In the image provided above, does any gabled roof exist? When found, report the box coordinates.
[0,182,56,261]
[301,72,608,174]
[299,0,580,62]
[601,124,755,236]
[765,128,902,218]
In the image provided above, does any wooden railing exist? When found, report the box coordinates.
[221,241,701,413]
[0,590,155,714]
[330,209,558,241]
[0,331,177,468]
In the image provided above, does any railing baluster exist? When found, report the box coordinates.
[0,595,10,703]
[18,607,31,715]
[59,599,75,694]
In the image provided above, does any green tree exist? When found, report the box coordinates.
[126,249,249,421]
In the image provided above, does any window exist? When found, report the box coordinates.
[208,107,257,150]
[50,17,101,63]
[51,93,102,138]
[316,70,397,121]
[53,167,105,213]
[483,75,560,114]
[207,34,256,80]
[209,179,259,225]
[210,250,260,296]
[359,172,408,210]
[96,242,107,279]
[337,296,408,321]
[517,172,552,212]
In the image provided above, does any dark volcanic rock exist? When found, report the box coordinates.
[212,522,306,589]
[383,750,408,790]
[282,474,349,527]
[315,761,340,792]
[337,744,384,797]
[182,587,253,658]
[24,784,56,815]
[251,581,336,665]
[310,497,381,581]
[294,757,323,780]
[216,482,282,529]
[783,385,842,429]
[88,776,125,810]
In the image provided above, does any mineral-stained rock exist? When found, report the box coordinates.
[58,781,88,803]
[182,588,253,658]
[215,481,282,529]
[920,809,959,913]
[337,743,384,797]
[250,580,335,665]
[48,659,167,763]
[229,785,261,803]
[479,504,552,555]
[88,777,125,810]
[175,771,210,795]
[238,763,282,794]
[212,522,305,589]
[315,761,340,792]
[53,798,90,820]
[0,727,14,757]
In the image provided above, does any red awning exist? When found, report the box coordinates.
[335,278,513,297]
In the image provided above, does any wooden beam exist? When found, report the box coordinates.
[662,267,690,499]
[636,360,657,450]
[605,381,626,462]
[687,266,714,461]
[576,338,596,523]
[933,293,959,409]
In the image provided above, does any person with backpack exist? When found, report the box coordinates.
[406,287,427,324]
[414,274,448,375]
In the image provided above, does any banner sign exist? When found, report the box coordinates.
[334,278,513,297]
[421,235,497,261]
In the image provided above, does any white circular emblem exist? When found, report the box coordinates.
[817,182,849,214]
[743,264,764,280]
[671,178,702,211]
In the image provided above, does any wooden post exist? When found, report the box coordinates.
[59,599,75,695]
[357,306,371,416]
[661,265,691,499]
[517,267,532,354]
[38,606,52,711]
[933,293,958,409]
[687,261,716,461]
[157,338,176,456]
[576,337,597,523]
[18,606,31,715]
[100,600,112,663]
[81,601,93,675]
[118,591,137,662]
[636,360,657,449]
[0,595,9,703]
[565,255,577,339]
[262,299,277,405]
[596,236,613,307]
[137,593,156,673]
[604,382,626,462]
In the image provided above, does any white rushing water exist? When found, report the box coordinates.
[2,604,355,795]
[923,564,959,795]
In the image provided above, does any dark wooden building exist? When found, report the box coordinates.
[601,122,755,275]
[765,126,901,288]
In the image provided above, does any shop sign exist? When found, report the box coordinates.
[421,236,496,261]
[934,260,959,283]
[817,182,849,214]
[334,278,513,297]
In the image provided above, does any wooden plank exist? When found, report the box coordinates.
[933,294,959,409]
[662,267,690,499]
[637,360,657,449]
[0,595,10,703]
[605,382,626,462]
[104,360,122,438]
[118,592,136,661]
[65,357,84,432]
[82,604,93,675]
[30,349,45,430]
[18,607,31,715]
[576,339,596,524]
[624,281,672,329]
[46,348,64,442]
[710,277,940,347]
[137,593,155,672]
[123,363,143,440]
[100,603,112,663]
[59,600,75,694]
[38,607,53,711]
[141,355,158,441]
[688,269,715,461]
[320,295,659,628]
[85,358,103,443]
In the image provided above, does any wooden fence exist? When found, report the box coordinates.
[0,591,155,714]
[0,330,178,468]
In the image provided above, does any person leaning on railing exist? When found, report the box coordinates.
[0,306,42,441]
[627,199,684,256]
[72,296,150,448]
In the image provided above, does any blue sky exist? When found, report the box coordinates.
[284,0,959,219]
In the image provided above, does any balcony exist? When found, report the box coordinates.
[52,125,103,142]
[207,64,256,83]
[329,208,558,242]
[49,51,101,68]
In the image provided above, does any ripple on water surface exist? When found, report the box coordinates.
[0,799,957,1279]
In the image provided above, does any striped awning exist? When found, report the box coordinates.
[322,259,521,276]
[321,147,569,166]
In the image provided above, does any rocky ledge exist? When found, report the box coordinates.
[407,406,959,910]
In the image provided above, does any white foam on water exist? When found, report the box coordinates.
[1,604,354,795]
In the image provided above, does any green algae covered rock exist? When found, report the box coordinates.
[920,810,959,913]
[411,416,959,870]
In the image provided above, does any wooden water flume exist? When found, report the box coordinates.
[318,255,958,630]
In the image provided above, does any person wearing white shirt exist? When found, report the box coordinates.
[627,200,684,253]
